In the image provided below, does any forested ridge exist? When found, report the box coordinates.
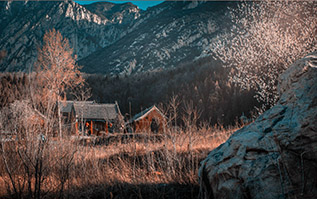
[86,56,259,126]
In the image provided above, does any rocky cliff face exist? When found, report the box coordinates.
[0,1,235,74]
[198,52,317,199]
[0,0,140,72]
[79,1,235,74]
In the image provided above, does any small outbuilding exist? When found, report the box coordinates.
[128,105,166,133]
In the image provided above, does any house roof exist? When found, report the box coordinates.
[129,105,166,123]
[74,103,121,121]
[59,101,94,113]
[59,101,121,121]
[59,101,74,113]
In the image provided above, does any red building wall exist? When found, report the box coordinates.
[134,109,166,133]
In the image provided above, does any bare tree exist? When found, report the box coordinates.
[169,94,180,128]
[34,28,84,137]
[0,29,84,199]
[212,1,316,112]
[71,83,92,102]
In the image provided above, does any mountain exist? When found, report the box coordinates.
[79,1,235,74]
[0,0,235,73]
[0,0,141,72]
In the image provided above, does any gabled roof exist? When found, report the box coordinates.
[129,105,166,123]
[74,103,121,121]
[59,101,121,121]
[59,101,73,113]
[59,101,94,113]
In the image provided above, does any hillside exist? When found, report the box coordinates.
[0,0,141,72]
[79,1,236,74]
[0,1,236,74]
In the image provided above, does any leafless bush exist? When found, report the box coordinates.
[0,103,78,199]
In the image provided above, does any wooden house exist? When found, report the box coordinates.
[59,101,92,134]
[60,101,123,135]
[128,105,166,133]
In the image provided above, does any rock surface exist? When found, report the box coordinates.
[198,52,317,199]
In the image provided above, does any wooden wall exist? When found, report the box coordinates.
[133,109,166,133]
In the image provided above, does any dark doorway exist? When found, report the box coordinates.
[151,118,159,133]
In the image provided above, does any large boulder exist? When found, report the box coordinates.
[198,52,317,199]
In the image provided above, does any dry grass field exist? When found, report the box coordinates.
[0,124,240,199]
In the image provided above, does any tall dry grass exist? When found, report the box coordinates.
[0,97,245,198]
[0,123,240,199]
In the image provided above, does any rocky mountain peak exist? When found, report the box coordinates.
[63,1,108,25]
[83,1,141,24]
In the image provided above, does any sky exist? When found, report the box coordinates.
[75,0,164,10]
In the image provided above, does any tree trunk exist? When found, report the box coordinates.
[58,102,62,138]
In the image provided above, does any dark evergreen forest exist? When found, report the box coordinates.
[0,56,259,126]
[85,56,259,126]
